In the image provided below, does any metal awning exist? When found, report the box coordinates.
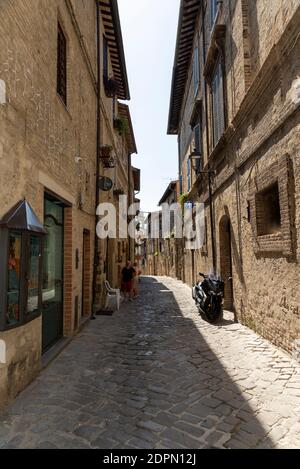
[0,200,46,233]
[167,0,201,135]
[100,0,130,100]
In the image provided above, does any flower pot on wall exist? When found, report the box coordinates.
[104,77,119,97]
[100,145,113,159]
[113,117,127,136]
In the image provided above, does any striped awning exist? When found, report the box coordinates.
[100,0,130,100]
[167,0,201,134]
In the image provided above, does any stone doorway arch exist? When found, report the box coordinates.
[219,215,234,310]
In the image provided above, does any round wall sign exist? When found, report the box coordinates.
[99,176,113,192]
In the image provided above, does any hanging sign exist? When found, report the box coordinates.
[99,177,113,192]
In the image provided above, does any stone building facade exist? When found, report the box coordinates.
[167,0,300,353]
[96,1,139,303]
[0,0,138,408]
[144,181,181,278]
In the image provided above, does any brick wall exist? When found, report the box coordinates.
[0,0,97,404]
[171,1,300,354]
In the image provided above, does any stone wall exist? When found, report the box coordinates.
[0,0,97,406]
[170,1,300,354]
[0,317,41,410]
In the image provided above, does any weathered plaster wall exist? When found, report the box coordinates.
[0,317,41,410]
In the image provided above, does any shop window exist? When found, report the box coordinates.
[7,232,22,325]
[256,183,281,236]
[27,235,42,316]
[0,200,46,331]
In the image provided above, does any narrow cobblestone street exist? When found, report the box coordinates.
[1,276,300,449]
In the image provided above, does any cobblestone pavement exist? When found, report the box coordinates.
[1,276,300,449]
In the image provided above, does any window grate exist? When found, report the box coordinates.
[57,23,67,105]
[212,58,225,147]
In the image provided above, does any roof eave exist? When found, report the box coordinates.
[110,0,130,100]
[167,0,185,135]
[167,0,201,134]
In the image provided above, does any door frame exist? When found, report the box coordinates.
[219,214,234,311]
[81,229,91,319]
[42,191,71,353]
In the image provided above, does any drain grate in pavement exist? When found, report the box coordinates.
[95,310,114,316]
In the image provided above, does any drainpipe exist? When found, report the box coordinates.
[202,2,217,274]
[128,153,131,261]
[92,0,101,318]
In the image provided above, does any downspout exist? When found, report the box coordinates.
[128,153,132,261]
[92,0,101,317]
[202,2,217,273]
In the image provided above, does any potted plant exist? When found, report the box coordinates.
[180,192,190,208]
[100,145,113,159]
[113,117,128,136]
[113,188,125,197]
[104,76,119,97]
[103,156,116,169]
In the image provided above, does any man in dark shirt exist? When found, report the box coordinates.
[121,261,136,302]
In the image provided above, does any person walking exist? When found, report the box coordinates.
[121,261,136,302]
[133,262,141,298]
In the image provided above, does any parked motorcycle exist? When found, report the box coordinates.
[192,273,225,323]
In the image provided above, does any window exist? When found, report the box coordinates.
[57,23,67,104]
[212,58,225,146]
[248,155,294,257]
[193,47,200,95]
[194,123,202,173]
[256,183,281,236]
[210,0,218,30]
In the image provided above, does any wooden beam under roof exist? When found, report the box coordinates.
[99,0,130,100]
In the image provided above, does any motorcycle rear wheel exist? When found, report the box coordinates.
[205,302,223,324]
